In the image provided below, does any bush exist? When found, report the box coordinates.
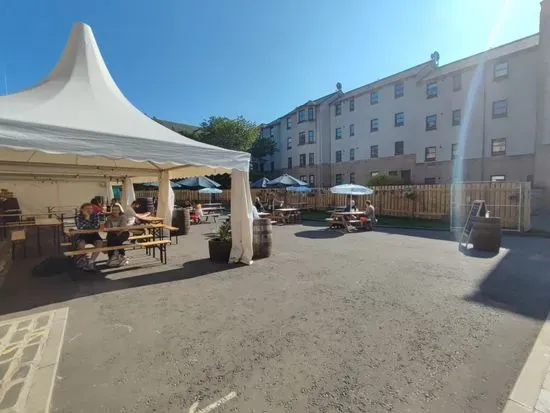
[368,174,404,186]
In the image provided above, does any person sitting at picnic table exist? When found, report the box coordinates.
[90,198,104,214]
[108,198,119,212]
[343,200,357,213]
[360,200,376,231]
[105,203,130,267]
[254,196,265,212]
[74,202,103,271]
[126,200,150,225]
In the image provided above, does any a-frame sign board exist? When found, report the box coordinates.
[459,200,487,249]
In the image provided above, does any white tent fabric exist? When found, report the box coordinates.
[104,178,114,203]
[230,170,254,264]
[157,171,175,235]
[0,22,254,264]
[121,178,136,209]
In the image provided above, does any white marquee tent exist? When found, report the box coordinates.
[0,22,254,264]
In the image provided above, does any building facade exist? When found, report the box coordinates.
[261,2,550,209]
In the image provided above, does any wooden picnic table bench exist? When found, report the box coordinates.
[64,240,172,264]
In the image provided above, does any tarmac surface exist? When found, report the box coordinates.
[1,222,550,413]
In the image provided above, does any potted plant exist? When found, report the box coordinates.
[207,220,232,263]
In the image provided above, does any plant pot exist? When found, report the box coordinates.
[208,238,232,263]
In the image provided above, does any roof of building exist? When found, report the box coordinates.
[424,33,539,80]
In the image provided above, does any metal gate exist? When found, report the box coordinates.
[450,181,523,232]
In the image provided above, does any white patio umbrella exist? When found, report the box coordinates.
[199,187,223,203]
[330,184,374,209]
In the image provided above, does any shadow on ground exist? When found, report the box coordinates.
[0,256,234,317]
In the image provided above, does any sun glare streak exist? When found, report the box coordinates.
[451,0,514,230]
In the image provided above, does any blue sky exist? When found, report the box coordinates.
[0,0,540,126]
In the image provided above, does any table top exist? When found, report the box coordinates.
[67,223,168,235]
[1,218,62,227]
[258,212,271,216]
[138,216,164,222]
[275,208,298,212]
[332,211,366,216]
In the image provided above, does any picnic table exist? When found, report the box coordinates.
[274,208,299,225]
[137,215,164,224]
[328,211,366,233]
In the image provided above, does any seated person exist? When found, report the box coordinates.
[254,197,265,213]
[90,198,104,214]
[126,201,150,225]
[105,203,130,267]
[74,203,103,271]
[342,200,358,223]
[361,200,376,231]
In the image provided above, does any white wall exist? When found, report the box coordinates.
[1,180,106,214]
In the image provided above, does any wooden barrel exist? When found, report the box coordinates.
[172,207,190,235]
[253,218,272,259]
[471,217,501,253]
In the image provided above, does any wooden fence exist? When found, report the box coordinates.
[136,181,531,231]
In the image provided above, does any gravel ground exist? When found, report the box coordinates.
[1,223,549,413]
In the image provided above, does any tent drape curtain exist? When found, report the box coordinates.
[157,171,174,236]
[121,178,135,208]
[229,169,254,264]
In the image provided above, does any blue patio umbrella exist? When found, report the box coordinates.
[251,177,270,189]
[141,181,181,189]
[175,176,221,190]
[267,174,308,188]
[286,186,313,193]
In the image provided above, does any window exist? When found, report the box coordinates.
[286,137,292,150]
[424,177,437,184]
[388,170,398,176]
[492,99,508,118]
[308,130,315,143]
[335,103,342,116]
[425,146,436,162]
[370,118,379,132]
[309,175,315,186]
[349,148,355,161]
[335,127,342,139]
[426,114,437,131]
[299,154,306,167]
[394,112,404,127]
[491,138,506,156]
[335,150,342,163]
[491,175,506,182]
[261,127,270,138]
[286,117,292,130]
[287,157,292,169]
[453,74,462,91]
[371,171,379,177]
[308,152,315,165]
[426,81,437,99]
[270,127,274,138]
[349,98,355,112]
[270,161,274,172]
[394,82,404,98]
[401,170,411,183]
[335,174,343,185]
[370,90,379,105]
[370,145,379,158]
[394,141,404,156]
[349,124,355,136]
[452,109,461,126]
[349,173,356,184]
[298,131,306,145]
[494,61,508,80]
[451,143,458,160]
[307,107,314,121]
[300,175,307,182]
[298,109,305,123]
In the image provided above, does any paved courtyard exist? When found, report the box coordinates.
[1,223,550,412]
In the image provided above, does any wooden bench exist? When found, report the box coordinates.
[64,240,171,264]
[11,230,26,259]
[60,233,153,248]
[203,213,219,223]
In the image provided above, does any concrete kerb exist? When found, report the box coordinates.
[502,312,550,413]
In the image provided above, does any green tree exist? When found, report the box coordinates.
[368,174,404,186]
[192,116,259,152]
[249,136,277,169]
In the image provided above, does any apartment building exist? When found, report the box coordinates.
[261,1,550,207]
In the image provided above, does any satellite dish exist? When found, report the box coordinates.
[431,51,440,66]
[336,82,342,91]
